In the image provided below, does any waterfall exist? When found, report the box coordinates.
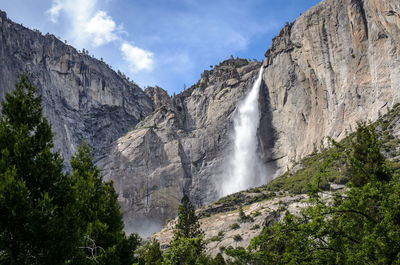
[221,67,266,196]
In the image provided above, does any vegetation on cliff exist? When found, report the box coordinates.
[150,102,400,263]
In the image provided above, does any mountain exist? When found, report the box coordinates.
[0,10,153,168]
[1,0,400,237]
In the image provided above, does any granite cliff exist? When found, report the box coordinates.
[265,0,400,173]
[0,10,153,167]
[1,0,400,237]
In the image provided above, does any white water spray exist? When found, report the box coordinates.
[221,67,266,196]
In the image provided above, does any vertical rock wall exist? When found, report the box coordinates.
[264,0,400,173]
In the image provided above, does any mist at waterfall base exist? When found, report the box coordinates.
[125,218,163,239]
[220,67,269,197]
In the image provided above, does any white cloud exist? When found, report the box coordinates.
[85,11,118,47]
[46,0,121,48]
[46,0,155,76]
[46,0,63,23]
[121,42,154,73]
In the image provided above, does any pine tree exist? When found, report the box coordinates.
[213,253,226,264]
[238,205,252,222]
[136,239,163,265]
[0,75,140,264]
[0,75,79,264]
[70,143,141,264]
[162,195,204,264]
[346,122,390,186]
[174,195,203,239]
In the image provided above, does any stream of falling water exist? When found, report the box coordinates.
[221,67,266,196]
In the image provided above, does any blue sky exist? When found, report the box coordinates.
[0,0,320,95]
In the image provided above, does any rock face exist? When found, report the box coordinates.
[97,59,269,236]
[264,0,400,173]
[0,10,153,166]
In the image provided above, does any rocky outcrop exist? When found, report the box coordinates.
[153,193,313,258]
[264,0,400,173]
[0,10,153,166]
[144,86,173,109]
[97,59,267,236]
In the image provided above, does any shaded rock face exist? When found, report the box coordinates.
[0,11,153,166]
[97,59,276,236]
[264,0,400,173]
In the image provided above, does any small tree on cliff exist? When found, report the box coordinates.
[346,121,390,187]
[136,239,163,265]
[162,195,204,264]
[174,195,203,239]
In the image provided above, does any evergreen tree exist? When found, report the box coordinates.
[238,205,252,222]
[0,75,79,264]
[163,237,204,265]
[174,195,203,239]
[136,239,163,265]
[0,75,140,264]
[69,143,141,264]
[163,195,205,264]
[213,253,226,265]
[346,122,390,186]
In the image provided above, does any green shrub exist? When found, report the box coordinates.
[210,235,223,242]
[252,211,261,217]
[230,223,240,230]
[233,234,243,242]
